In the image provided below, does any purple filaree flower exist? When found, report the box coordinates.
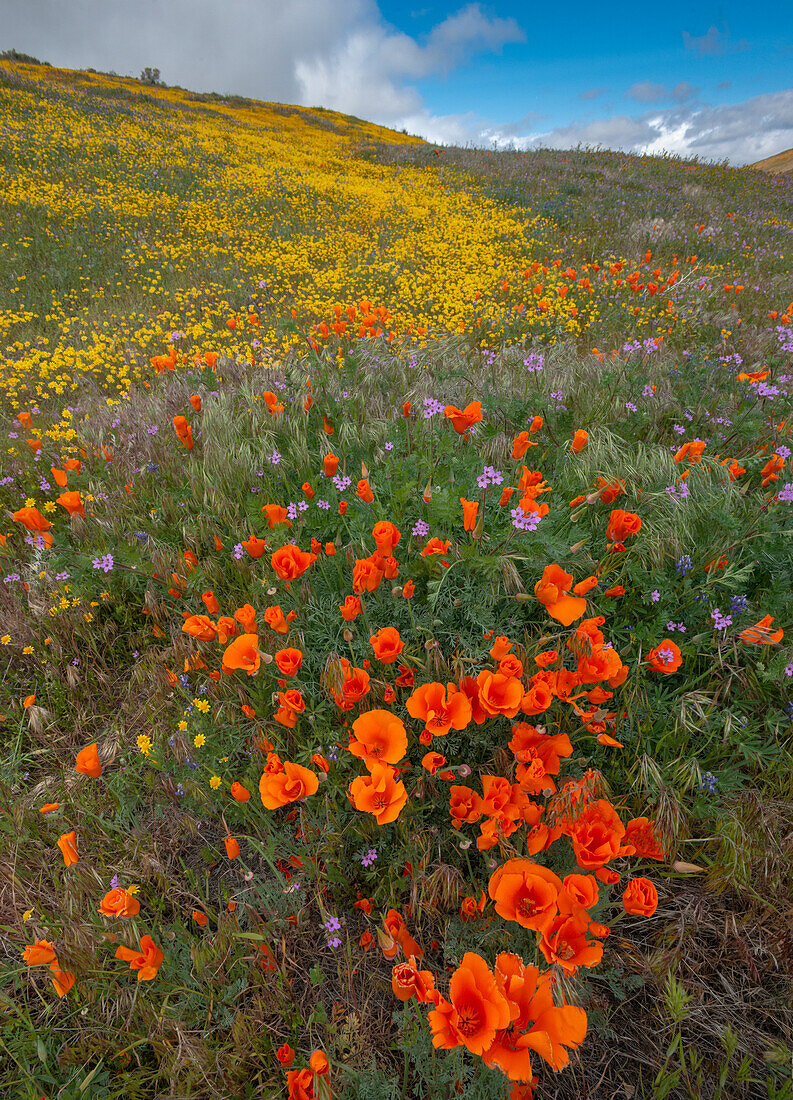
[92,554,114,573]
[412,518,429,538]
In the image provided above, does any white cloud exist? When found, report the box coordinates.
[518,87,793,165]
[0,0,522,131]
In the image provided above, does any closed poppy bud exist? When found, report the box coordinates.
[230,781,251,802]
[51,467,68,487]
[57,830,79,866]
[338,501,348,516]
[529,415,543,433]
[310,753,330,773]
[323,454,339,476]
[75,742,102,778]
[402,580,415,598]
[276,1044,295,1066]
[573,576,598,596]
[603,586,624,597]
[622,877,658,916]
[310,1051,329,1075]
[360,929,374,950]
[24,694,36,708]
[323,416,334,435]
[192,910,209,927]
[214,535,223,551]
[227,900,237,912]
[224,836,240,859]
[304,395,313,412]
[571,429,589,453]
[302,482,315,499]
[419,730,433,746]
[402,401,411,417]
[202,591,219,614]
[189,395,202,412]
[39,802,60,813]
[325,541,336,555]
[499,486,515,507]
[310,537,321,556]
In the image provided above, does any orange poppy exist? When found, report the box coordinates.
[420,537,451,557]
[57,491,85,517]
[356,478,375,503]
[476,670,524,718]
[571,430,589,453]
[567,799,629,869]
[372,520,401,557]
[259,761,319,809]
[241,535,268,559]
[406,682,472,736]
[534,564,587,626]
[352,554,385,594]
[738,615,784,644]
[274,648,303,676]
[538,913,603,971]
[223,634,261,674]
[182,614,218,642]
[347,709,407,767]
[276,1044,295,1066]
[622,877,658,916]
[511,431,534,459]
[286,1069,314,1099]
[229,778,252,803]
[625,817,665,860]
[449,785,483,827]
[488,859,562,932]
[605,509,641,542]
[172,416,194,450]
[261,505,290,530]
[335,659,370,706]
[370,626,404,664]
[99,888,140,918]
[189,394,202,411]
[57,830,79,867]
[263,605,289,634]
[349,762,408,824]
[645,639,682,674]
[428,952,511,1055]
[224,836,240,859]
[392,956,437,1002]
[529,415,543,433]
[39,802,60,814]
[340,595,363,620]
[75,742,102,778]
[309,1050,329,1075]
[49,962,76,997]
[12,506,52,534]
[115,934,164,980]
[232,604,256,633]
[383,908,424,957]
[444,401,483,434]
[201,591,219,614]
[674,440,706,463]
[22,939,57,966]
[271,545,316,581]
[192,910,209,927]
[460,497,479,531]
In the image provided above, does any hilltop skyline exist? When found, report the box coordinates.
[2,0,792,163]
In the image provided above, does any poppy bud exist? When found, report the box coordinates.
[224,837,240,859]
[192,910,209,927]
[230,782,251,802]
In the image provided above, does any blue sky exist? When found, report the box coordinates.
[373,1,793,156]
[2,0,792,162]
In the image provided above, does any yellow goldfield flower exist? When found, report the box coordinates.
[22,645,34,654]
[193,733,206,747]
[209,775,221,789]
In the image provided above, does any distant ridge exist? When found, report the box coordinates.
[752,148,793,175]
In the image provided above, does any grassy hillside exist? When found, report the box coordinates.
[1,60,793,1100]
[753,148,793,175]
